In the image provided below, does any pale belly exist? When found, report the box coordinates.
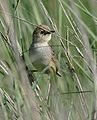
[29,44,52,71]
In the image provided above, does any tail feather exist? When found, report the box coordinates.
[56,71,62,77]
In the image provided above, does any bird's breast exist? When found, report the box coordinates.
[29,42,52,66]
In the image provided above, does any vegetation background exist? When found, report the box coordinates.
[0,0,97,120]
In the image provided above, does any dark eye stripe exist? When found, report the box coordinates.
[40,30,51,35]
[46,32,51,34]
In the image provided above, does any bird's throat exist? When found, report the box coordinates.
[33,42,49,48]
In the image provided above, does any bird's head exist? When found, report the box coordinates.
[33,24,55,43]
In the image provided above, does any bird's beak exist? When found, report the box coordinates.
[46,30,55,34]
[50,30,55,33]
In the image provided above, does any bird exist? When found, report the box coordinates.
[29,24,61,77]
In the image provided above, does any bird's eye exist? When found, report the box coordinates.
[40,31,44,34]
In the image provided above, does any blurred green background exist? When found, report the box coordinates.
[0,0,97,120]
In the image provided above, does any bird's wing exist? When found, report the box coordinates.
[49,45,61,77]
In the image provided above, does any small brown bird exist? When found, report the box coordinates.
[29,24,61,77]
